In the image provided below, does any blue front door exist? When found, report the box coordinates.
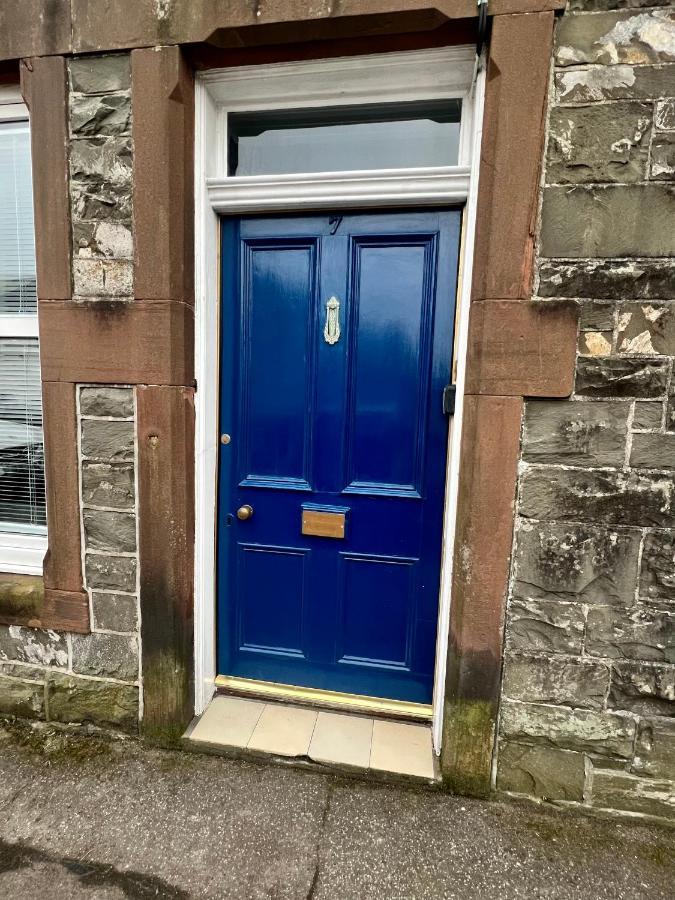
[217,210,460,704]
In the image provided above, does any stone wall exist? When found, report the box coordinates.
[0,55,141,732]
[497,4,675,822]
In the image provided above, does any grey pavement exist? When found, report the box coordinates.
[0,723,672,900]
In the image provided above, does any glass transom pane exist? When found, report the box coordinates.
[0,339,46,531]
[0,122,36,316]
[228,100,462,177]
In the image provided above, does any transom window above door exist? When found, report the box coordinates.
[198,47,477,214]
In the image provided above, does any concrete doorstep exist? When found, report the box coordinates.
[0,721,672,900]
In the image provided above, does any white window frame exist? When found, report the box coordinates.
[0,84,47,575]
[194,48,485,753]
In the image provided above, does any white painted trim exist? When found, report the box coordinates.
[207,167,471,214]
[0,530,47,576]
[431,63,486,754]
[0,317,39,338]
[194,48,485,725]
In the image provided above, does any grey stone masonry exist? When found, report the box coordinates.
[499,3,675,824]
[68,54,133,298]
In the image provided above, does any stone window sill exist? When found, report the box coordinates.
[0,573,89,634]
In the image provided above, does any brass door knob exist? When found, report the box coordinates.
[236,504,254,521]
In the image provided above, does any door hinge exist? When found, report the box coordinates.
[443,384,457,416]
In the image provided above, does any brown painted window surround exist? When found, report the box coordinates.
[2,2,578,780]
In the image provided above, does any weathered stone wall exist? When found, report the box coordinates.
[0,55,141,732]
[497,4,675,822]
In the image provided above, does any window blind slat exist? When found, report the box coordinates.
[0,123,37,317]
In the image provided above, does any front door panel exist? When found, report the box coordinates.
[218,210,460,703]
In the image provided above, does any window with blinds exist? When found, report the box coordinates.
[0,117,45,534]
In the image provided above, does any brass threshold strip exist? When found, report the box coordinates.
[215,675,433,722]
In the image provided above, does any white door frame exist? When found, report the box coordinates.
[193,47,485,754]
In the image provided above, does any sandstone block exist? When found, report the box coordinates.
[632,402,664,430]
[506,599,585,654]
[519,468,675,527]
[0,674,44,719]
[83,509,136,553]
[81,420,134,462]
[91,592,138,633]
[512,522,640,606]
[0,626,68,669]
[80,387,134,418]
[522,400,628,467]
[639,531,675,603]
[556,10,675,67]
[500,700,635,758]
[576,357,669,398]
[539,259,675,300]
[46,673,138,730]
[591,768,675,819]
[631,433,675,470]
[497,742,585,801]
[586,606,675,662]
[556,64,675,103]
[73,258,133,297]
[609,661,675,716]
[541,185,675,258]
[70,93,131,136]
[71,632,138,682]
[70,55,131,94]
[85,554,137,593]
[502,654,610,709]
[547,103,651,184]
[633,717,675,778]
[82,462,135,509]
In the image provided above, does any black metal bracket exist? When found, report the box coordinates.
[443,384,457,416]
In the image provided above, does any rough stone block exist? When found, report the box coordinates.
[586,606,675,662]
[0,674,45,719]
[555,10,675,67]
[556,63,675,103]
[91,591,138,633]
[539,259,675,300]
[73,258,133,297]
[70,55,131,94]
[578,331,612,357]
[83,509,136,553]
[547,103,651,184]
[639,531,675,603]
[71,632,138,682]
[80,387,134,418]
[70,93,131,136]
[0,662,47,682]
[541,185,675,258]
[46,673,138,730]
[631,433,675,470]
[618,303,675,355]
[591,769,675,819]
[522,400,628,467]
[70,180,133,222]
[0,626,68,669]
[81,419,134,462]
[85,554,137,593]
[70,137,132,186]
[632,401,664,430]
[655,98,675,130]
[500,700,635,758]
[497,742,585,801]
[506,599,585,654]
[73,221,133,260]
[502,653,610,709]
[576,357,669,398]
[668,388,675,433]
[609,661,675,716]
[82,462,135,509]
[579,301,615,332]
[633,717,675,778]
[568,0,673,10]
[512,522,640,606]
[650,132,675,179]
[519,468,675,527]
